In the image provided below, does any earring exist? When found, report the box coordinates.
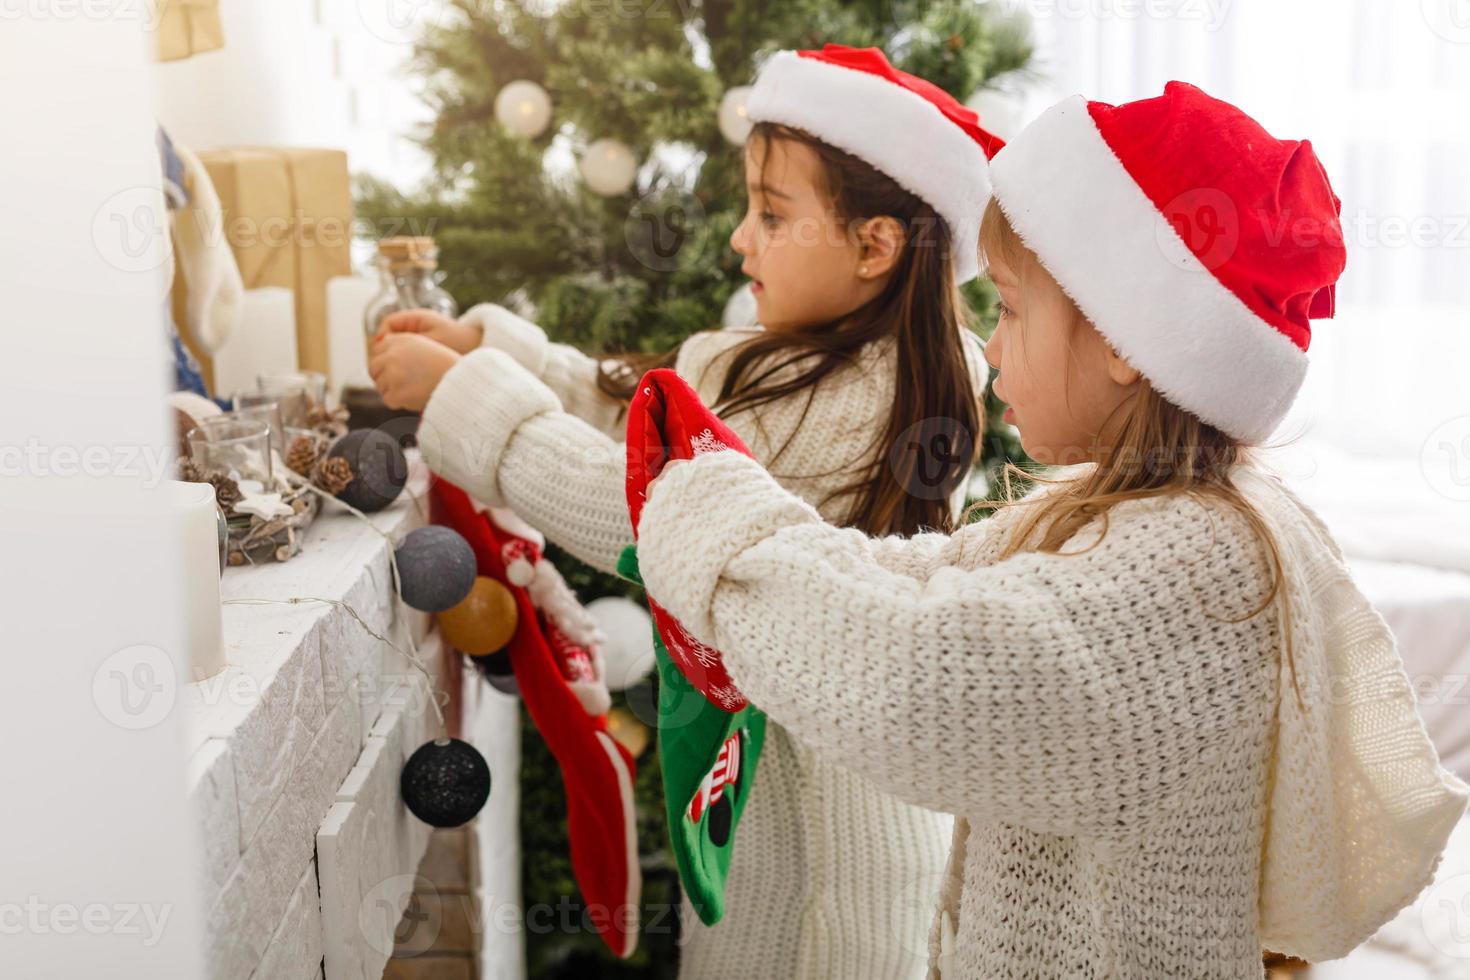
[859,265,869,276]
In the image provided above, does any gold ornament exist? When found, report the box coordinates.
[439,576,519,656]
[606,706,650,758]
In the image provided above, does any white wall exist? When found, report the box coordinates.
[0,13,205,980]
[153,0,439,189]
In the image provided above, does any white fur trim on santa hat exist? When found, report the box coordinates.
[987,96,1309,444]
[746,51,991,284]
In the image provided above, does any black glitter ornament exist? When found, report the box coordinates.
[395,526,476,612]
[325,429,408,512]
[400,737,491,828]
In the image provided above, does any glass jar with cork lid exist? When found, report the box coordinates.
[363,236,458,352]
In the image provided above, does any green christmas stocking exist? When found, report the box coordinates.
[618,545,765,926]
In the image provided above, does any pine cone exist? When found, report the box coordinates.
[285,435,318,476]
[314,456,354,496]
[307,404,350,439]
[209,474,242,513]
[177,457,204,483]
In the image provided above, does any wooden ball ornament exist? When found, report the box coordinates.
[438,576,518,655]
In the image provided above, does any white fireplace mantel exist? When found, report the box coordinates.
[183,453,523,980]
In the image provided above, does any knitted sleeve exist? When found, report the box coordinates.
[419,345,632,574]
[636,449,1279,834]
[420,328,778,576]
[463,303,628,438]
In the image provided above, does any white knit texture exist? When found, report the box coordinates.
[636,452,1468,978]
[422,318,989,978]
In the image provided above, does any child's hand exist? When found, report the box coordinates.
[647,457,689,497]
[368,332,461,412]
[374,309,482,354]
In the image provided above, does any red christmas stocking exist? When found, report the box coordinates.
[625,367,756,712]
[431,478,640,958]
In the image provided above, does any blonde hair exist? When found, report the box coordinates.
[973,197,1300,699]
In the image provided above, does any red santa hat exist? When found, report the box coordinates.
[987,81,1347,444]
[745,44,1005,284]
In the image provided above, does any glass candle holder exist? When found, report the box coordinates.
[230,394,287,456]
[258,371,327,425]
[188,417,273,484]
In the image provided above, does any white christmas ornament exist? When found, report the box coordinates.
[718,85,754,145]
[494,79,553,138]
[585,596,656,691]
[580,139,638,196]
[721,281,759,329]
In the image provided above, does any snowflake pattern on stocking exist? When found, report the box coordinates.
[675,620,722,669]
[689,428,730,457]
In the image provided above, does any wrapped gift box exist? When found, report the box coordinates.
[172,146,354,389]
[155,0,225,63]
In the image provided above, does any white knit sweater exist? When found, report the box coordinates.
[420,303,989,978]
[635,451,1470,979]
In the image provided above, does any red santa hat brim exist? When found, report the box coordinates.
[988,95,1309,444]
[745,50,993,284]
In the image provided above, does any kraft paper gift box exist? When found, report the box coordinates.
[172,147,354,388]
[155,0,225,63]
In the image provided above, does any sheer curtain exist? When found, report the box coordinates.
[993,0,1470,460]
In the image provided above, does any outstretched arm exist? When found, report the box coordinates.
[464,303,629,439]
[419,347,633,575]
[636,450,1275,834]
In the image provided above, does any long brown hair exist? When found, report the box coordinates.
[974,196,1300,699]
[598,121,982,536]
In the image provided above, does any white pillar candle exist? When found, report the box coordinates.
[212,286,299,399]
[167,480,227,682]
[327,274,380,392]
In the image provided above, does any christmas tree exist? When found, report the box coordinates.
[359,2,1034,974]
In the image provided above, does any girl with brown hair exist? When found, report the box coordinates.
[369,45,1003,979]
